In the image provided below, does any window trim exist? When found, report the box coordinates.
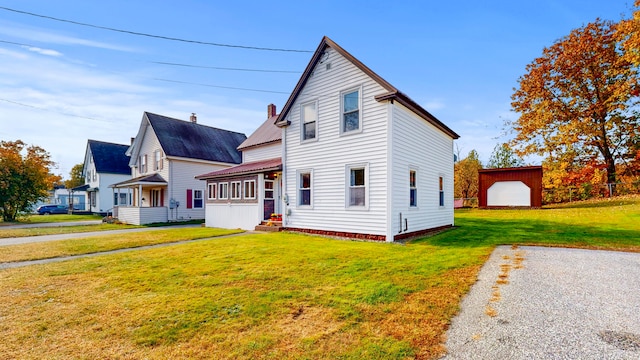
[297,169,313,208]
[139,154,147,174]
[410,169,418,208]
[230,181,242,200]
[193,189,203,208]
[243,180,256,199]
[208,183,217,200]
[439,175,445,207]
[345,163,369,210]
[218,182,229,200]
[340,86,363,135]
[154,150,163,171]
[300,100,319,142]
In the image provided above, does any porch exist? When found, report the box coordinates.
[109,173,169,225]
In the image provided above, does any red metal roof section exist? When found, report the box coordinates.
[237,115,281,150]
[195,157,282,180]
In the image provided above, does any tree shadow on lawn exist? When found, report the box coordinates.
[416,217,640,251]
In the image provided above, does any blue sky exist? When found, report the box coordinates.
[0,0,634,178]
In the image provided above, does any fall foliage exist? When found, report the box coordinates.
[0,140,60,221]
[454,150,482,201]
[510,19,640,191]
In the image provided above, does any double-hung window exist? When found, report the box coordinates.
[298,171,312,206]
[139,154,147,174]
[342,88,361,133]
[230,181,241,200]
[301,101,318,141]
[410,170,417,207]
[193,190,203,208]
[154,150,163,171]
[218,182,228,200]
[347,164,367,208]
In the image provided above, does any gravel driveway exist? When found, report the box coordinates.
[442,246,640,360]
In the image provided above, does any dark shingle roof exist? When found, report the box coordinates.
[88,140,131,175]
[146,112,246,164]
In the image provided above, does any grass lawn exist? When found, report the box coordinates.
[0,197,638,359]
[0,223,144,239]
[0,228,244,263]
[0,214,104,225]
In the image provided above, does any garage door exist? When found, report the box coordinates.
[487,181,531,207]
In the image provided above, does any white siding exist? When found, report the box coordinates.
[96,173,131,212]
[283,47,389,236]
[131,124,166,179]
[390,103,455,236]
[205,203,261,230]
[168,159,230,221]
[243,142,281,163]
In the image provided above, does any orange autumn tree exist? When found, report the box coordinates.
[510,19,640,193]
[0,140,60,221]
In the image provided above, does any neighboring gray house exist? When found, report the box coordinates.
[82,140,131,214]
[111,112,246,225]
[275,37,459,242]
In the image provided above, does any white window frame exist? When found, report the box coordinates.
[301,100,318,142]
[208,183,217,200]
[154,150,163,171]
[193,190,203,208]
[218,182,228,200]
[297,169,313,208]
[139,154,147,174]
[243,180,256,199]
[345,163,369,210]
[340,86,362,135]
[230,181,242,200]
[264,180,274,200]
[410,169,418,208]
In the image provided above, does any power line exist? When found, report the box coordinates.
[153,78,290,94]
[0,98,110,122]
[0,6,313,53]
[150,61,301,74]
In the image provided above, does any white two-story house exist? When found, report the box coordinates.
[111,112,246,225]
[82,139,131,214]
[273,37,459,242]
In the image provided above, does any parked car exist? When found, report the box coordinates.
[36,204,69,215]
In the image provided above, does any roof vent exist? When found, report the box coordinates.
[190,113,197,123]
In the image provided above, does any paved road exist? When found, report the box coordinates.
[442,246,640,359]
[0,224,200,246]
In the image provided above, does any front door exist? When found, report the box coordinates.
[263,180,274,220]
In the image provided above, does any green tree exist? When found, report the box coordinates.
[487,143,525,169]
[65,163,85,189]
[0,140,60,221]
[510,19,640,189]
[454,150,482,200]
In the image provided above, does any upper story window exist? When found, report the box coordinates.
[139,154,147,174]
[341,88,361,133]
[301,101,318,141]
[154,150,163,171]
[410,170,417,207]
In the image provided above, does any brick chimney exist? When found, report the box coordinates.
[267,104,277,118]
[190,113,197,123]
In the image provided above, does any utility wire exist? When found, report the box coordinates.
[153,78,290,94]
[0,6,313,53]
[0,98,110,122]
[150,61,301,74]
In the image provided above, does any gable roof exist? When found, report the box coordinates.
[143,112,246,164]
[237,114,281,150]
[275,36,459,139]
[87,140,130,175]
